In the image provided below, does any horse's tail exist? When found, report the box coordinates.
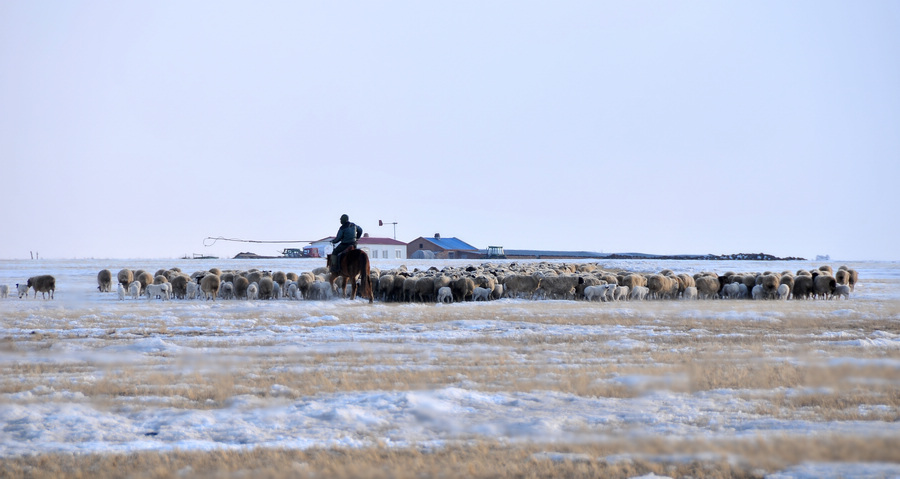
[359,252,373,303]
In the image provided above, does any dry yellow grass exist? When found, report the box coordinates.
[2,291,899,477]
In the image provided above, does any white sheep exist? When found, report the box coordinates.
[583,285,606,302]
[737,284,749,299]
[16,283,29,298]
[273,282,282,300]
[145,283,170,301]
[832,284,850,300]
[117,283,126,300]
[722,283,741,299]
[776,283,790,300]
[613,285,629,301]
[682,286,698,300]
[128,281,141,300]
[751,284,764,300]
[473,287,492,301]
[629,285,649,301]
[309,281,332,300]
[247,282,259,300]
[287,282,300,300]
[0,285,8,299]
[186,282,200,300]
[437,286,453,303]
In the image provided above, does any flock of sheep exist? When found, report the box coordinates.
[13,261,865,303]
[3,262,858,303]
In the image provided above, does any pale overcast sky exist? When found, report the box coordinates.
[2,2,898,261]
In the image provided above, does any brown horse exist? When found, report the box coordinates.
[327,248,374,303]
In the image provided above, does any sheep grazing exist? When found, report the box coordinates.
[694,276,720,300]
[775,284,790,300]
[233,276,250,300]
[135,272,154,296]
[247,282,259,300]
[472,287,492,301]
[437,286,453,303]
[630,285,649,301]
[27,275,56,300]
[200,274,221,300]
[117,269,134,290]
[128,281,141,300]
[682,286,698,300]
[258,277,275,300]
[832,284,851,300]
[97,269,113,292]
[287,282,300,300]
[838,266,859,291]
[145,283,170,301]
[792,276,814,300]
[813,275,837,300]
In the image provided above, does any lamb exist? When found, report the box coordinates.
[583,285,607,302]
[614,285,629,301]
[491,283,504,300]
[722,283,741,299]
[472,287,492,301]
[97,269,113,292]
[832,284,850,300]
[186,281,200,300]
[128,281,141,300]
[200,274,221,300]
[437,286,453,303]
[629,285,649,301]
[751,284,764,300]
[16,283,29,298]
[145,283,170,300]
[247,282,259,300]
[0,284,8,299]
[219,281,234,300]
[273,281,282,300]
[117,283,126,300]
[682,286,698,300]
[309,281,332,300]
[775,283,790,300]
[27,275,56,299]
[287,282,300,300]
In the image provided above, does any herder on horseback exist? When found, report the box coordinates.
[327,214,373,302]
[330,214,363,274]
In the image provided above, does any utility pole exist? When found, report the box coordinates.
[378,220,398,240]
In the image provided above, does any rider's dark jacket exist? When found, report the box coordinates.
[332,222,363,247]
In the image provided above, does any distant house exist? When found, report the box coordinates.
[407,234,479,260]
[358,235,407,260]
[306,235,407,260]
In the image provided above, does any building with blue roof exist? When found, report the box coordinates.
[407,233,480,260]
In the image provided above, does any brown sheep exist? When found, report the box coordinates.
[200,274,221,300]
[813,275,836,299]
[97,269,113,292]
[694,276,720,300]
[135,272,154,295]
[117,269,134,289]
[792,275,814,300]
[170,274,191,299]
[27,275,56,300]
[258,277,275,300]
[233,276,250,300]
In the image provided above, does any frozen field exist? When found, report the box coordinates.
[1,258,899,478]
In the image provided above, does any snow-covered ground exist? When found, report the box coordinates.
[1,258,898,478]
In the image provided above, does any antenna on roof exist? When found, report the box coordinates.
[378,220,398,240]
